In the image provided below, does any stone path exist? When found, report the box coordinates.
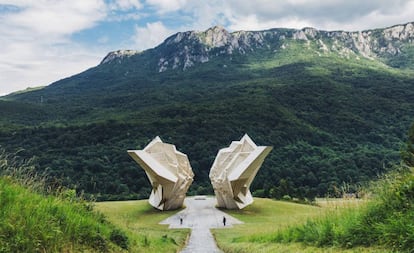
[160,196,243,253]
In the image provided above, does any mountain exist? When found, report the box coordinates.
[1,22,414,200]
[7,22,414,106]
[103,22,414,71]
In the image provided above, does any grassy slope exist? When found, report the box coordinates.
[95,200,189,253]
[0,149,187,253]
[0,176,126,252]
[214,198,388,253]
[272,167,414,252]
[0,175,188,253]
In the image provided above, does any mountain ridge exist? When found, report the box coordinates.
[100,21,414,73]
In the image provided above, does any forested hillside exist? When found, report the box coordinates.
[1,23,414,201]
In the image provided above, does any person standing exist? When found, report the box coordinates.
[223,216,226,226]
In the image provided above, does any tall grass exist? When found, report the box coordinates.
[274,165,414,252]
[213,198,381,253]
[0,151,129,252]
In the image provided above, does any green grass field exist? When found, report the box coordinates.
[213,198,388,253]
[95,197,393,253]
[95,200,189,253]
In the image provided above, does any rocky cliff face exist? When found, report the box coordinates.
[101,22,414,71]
[100,49,141,64]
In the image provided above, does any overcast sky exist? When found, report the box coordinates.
[1,0,414,95]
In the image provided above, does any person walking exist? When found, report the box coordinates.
[223,216,226,226]
[180,217,183,225]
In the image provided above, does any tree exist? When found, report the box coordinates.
[402,122,414,166]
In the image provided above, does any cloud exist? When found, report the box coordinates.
[0,0,108,95]
[0,37,103,95]
[221,0,414,31]
[0,45,102,96]
[226,14,310,32]
[181,0,227,30]
[2,1,106,36]
[132,21,174,50]
[0,0,149,96]
[141,0,414,37]
[107,12,141,22]
[146,0,188,13]
[111,0,142,10]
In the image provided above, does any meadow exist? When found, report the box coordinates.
[94,200,189,253]
[0,151,188,253]
[213,198,390,253]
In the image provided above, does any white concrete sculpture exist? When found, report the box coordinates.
[209,134,272,209]
[128,136,194,210]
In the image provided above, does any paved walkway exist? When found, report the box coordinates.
[160,196,243,253]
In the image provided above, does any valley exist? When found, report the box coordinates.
[1,22,414,202]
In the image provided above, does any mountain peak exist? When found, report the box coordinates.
[100,49,140,64]
[202,25,231,47]
[383,22,414,40]
[156,26,267,72]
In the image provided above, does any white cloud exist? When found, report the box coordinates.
[3,0,106,36]
[146,0,188,13]
[0,45,102,96]
[0,0,108,95]
[221,0,414,31]
[226,14,309,31]
[132,21,174,50]
[182,0,226,30]
[112,0,142,10]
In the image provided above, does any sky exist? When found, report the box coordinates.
[1,0,414,96]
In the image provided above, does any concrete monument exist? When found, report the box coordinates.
[128,136,194,210]
[209,134,272,209]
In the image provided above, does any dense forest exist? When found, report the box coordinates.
[1,27,414,201]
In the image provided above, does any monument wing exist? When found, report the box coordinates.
[209,134,272,209]
[128,136,194,210]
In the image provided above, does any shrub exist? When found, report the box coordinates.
[282,195,292,201]
[110,229,129,250]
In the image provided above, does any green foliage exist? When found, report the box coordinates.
[274,166,414,252]
[0,154,129,252]
[282,195,292,201]
[384,45,414,69]
[109,229,129,250]
[402,122,414,166]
